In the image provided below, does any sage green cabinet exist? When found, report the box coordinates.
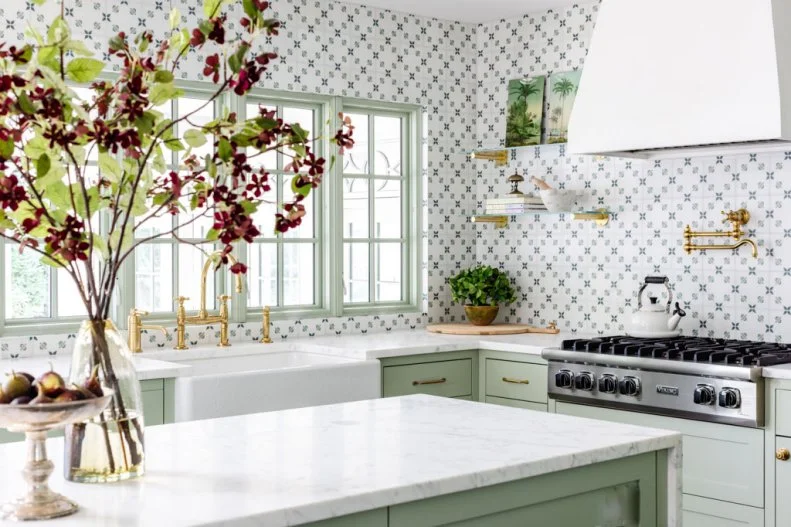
[479,351,547,407]
[484,396,547,412]
[380,351,477,400]
[682,495,764,527]
[774,436,791,527]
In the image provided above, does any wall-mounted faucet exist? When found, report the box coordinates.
[683,209,758,258]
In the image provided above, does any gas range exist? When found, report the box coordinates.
[542,336,791,428]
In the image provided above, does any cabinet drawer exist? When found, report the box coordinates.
[557,402,764,508]
[485,396,547,412]
[484,359,547,403]
[683,495,764,527]
[775,389,791,437]
[383,359,472,398]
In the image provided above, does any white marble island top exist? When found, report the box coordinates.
[0,395,681,527]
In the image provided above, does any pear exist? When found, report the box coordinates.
[0,385,9,405]
[71,384,95,400]
[3,372,32,401]
[35,368,66,398]
[83,365,103,397]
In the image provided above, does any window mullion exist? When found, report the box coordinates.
[368,114,376,304]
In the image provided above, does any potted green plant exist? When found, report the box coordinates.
[449,266,517,326]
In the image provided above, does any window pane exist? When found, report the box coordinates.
[136,214,173,239]
[177,199,214,240]
[374,116,402,176]
[247,102,277,169]
[375,243,402,302]
[283,176,314,239]
[179,245,215,312]
[248,242,277,307]
[343,178,369,238]
[57,270,88,317]
[134,244,174,313]
[252,190,278,239]
[344,243,369,304]
[178,97,214,162]
[5,247,50,319]
[343,113,368,175]
[283,243,314,306]
[374,179,401,238]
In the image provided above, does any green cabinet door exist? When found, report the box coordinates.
[776,436,791,526]
[380,351,477,400]
[683,495,764,527]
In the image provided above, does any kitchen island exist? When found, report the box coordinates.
[0,395,681,526]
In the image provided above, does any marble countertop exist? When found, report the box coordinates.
[762,364,791,380]
[0,355,189,381]
[0,395,681,527]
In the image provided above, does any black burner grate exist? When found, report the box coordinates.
[561,336,791,367]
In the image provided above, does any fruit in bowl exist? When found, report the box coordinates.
[0,366,103,407]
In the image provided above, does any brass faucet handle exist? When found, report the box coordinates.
[130,308,150,318]
[175,296,190,307]
[218,294,232,302]
[721,209,750,226]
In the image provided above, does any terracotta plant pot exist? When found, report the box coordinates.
[464,305,499,326]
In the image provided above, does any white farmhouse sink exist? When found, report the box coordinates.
[171,350,380,422]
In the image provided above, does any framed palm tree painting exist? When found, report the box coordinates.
[505,77,545,147]
[547,70,582,144]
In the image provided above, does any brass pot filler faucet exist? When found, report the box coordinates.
[128,250,273,353]
[683,209,758,258]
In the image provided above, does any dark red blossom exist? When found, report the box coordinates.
[0,175,27,210]
[203,54,221,83]
[207,17,226,44]
[190,28,206,47]
[21,208,44,233]
[45,215,89,263]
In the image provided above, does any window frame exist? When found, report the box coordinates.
[0,84,423,336]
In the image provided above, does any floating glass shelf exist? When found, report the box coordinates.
[471,209,611,228]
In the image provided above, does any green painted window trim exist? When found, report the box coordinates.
[0,82,423,335]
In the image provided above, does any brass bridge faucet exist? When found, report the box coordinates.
[174,251,244,350]
[683,209,758,258]
[127,309,168,354]
[262,306,273,344]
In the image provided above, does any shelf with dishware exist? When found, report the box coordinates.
[471,209,611,228]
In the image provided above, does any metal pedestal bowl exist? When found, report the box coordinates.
[0,392,113,521]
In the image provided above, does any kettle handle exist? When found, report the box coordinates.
[637,276,673,311]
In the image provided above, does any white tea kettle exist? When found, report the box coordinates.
[626,276,686,338]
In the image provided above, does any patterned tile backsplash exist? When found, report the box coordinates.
[0,0,789,359]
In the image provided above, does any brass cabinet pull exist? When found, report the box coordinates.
[777,448,790,461]
[412,378,447,386]
[502,377,530,385]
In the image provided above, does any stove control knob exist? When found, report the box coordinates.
[575,371,595,391]
[554,369,575,389]
[718,388,741,409]
[598,374,618,394]
[693,384,716,406]
[619,376,641,397]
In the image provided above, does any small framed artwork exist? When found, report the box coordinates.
[546,70,582,144]
[505,76,545,147]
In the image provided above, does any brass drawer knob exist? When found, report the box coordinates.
[777,448,790,461]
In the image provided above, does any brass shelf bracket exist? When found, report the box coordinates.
[470,149,509,167]
[683,208,758,258]
[472,215,508,229]
[572,209,610,227]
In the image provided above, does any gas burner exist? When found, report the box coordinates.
[561,336,791,367]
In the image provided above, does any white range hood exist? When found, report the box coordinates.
[568,0,791,159]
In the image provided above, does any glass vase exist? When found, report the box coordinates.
[64,320,146,483]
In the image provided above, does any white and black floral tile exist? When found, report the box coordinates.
[0,0,477,358]
[475,1,791,342]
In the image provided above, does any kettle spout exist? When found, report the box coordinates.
[668,302,687,330]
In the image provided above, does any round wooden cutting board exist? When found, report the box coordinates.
[426,323,559,336]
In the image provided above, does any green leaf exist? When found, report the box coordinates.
[98,152,122,183]
[217,137,233,162]
[92,233,109,259]
[47,16,70,45]
[0,139,13,160]
[46,181,71,211]
[64,39,94,57]
[203,0,224,18]
[169,8,181,30]
[206,228,220,241]
[154,70,174,84]
[17,92,35,115]
[228,43,250,74]
[183,129,207,148]
[163,138,185,152]
[135,111,157,135]
[36,154,51,178]
[24,136,48,160]
[66,58,105,83]
[291,177,311,198]
[33,0,48,5]
[149,82,183,106]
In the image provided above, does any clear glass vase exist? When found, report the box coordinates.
[64,320,145,483]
